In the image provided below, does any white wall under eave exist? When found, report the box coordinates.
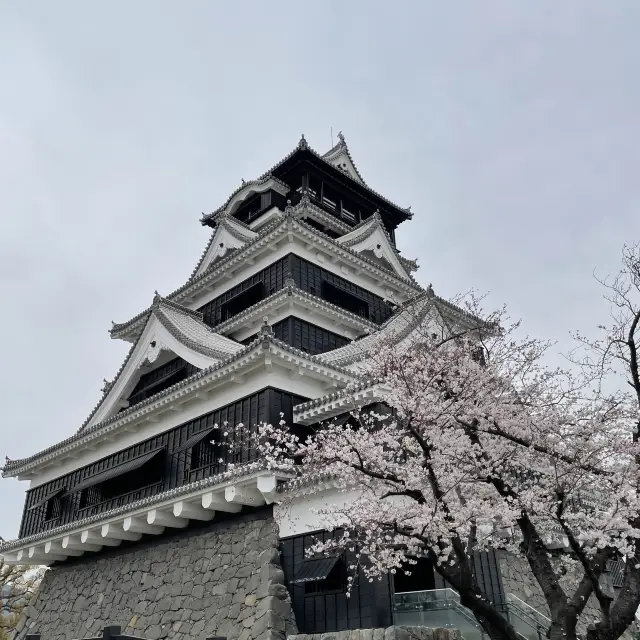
[275,487,361,538]
[27,365,338,489]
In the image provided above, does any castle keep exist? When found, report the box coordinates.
[2,135,520,640]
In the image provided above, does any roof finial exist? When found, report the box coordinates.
[298,133,308,150]
[152,290,162,305]
[241,178,246,186]
[285,199,294,215]
[284,272,296,289]
[426,283,434,299]
[337,130,345,145]
[260,315,274,338]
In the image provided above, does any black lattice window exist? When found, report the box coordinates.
[192,437,218,471]
[44,494,64,523]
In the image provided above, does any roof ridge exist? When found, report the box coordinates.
[153,294,204,321]
[188,217,257,281]
[321,132,367,186]
[212,284,379,336]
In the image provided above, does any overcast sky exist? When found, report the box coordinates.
[1,1,639,539]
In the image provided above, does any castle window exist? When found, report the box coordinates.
[74,448,165,508]
[27,487,66,523]
[174,427,219,472]
[321,281,369,318]
[220,282,264,321]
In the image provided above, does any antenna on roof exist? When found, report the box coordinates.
[330,126,333,148]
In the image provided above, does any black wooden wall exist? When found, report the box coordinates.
[242,318,350,356]
[281,530,505,634]
[289,255,394,325]
[19,388,306,540]
[197,254,394,329]
[280,530,393,634]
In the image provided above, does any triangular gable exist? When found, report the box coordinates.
[337,215,410,280]
[192,218,257,279]
[322,133,366,185]
[86,300,241,429]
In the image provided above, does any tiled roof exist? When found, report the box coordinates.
[201,134,412,226]
[110,205,422,340]
[154,298,243,358]
[2,332,367,476]
[212,283,379,336]
[79,296,244,434]
[336,212,417,283]
[319,289,490,368]
[320,292,432,367]
[293,379,383,414]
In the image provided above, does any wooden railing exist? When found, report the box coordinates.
[77,481,164,519]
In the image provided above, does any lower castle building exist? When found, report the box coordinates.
[0,135,618,640]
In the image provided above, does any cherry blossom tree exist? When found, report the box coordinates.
[257,245,640,640]
[0,558,44,640]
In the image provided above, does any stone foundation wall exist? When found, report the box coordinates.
[289,626,461,640]
[14,507,297,640]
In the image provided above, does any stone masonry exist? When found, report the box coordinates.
[288,626,461,640]
[14,507,297,640]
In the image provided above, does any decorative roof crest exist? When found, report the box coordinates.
[298,134,308,150]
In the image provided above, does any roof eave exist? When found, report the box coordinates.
[3,336,367,479]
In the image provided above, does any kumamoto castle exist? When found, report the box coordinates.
[0,135,627,640]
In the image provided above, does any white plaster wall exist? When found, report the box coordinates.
[275,487,361,537]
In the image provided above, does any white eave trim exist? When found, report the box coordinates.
[214,287,378,339]
[293,383,391,425]
[0,469,289,565]
[5,341,365,479]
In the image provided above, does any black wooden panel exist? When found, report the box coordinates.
[473,549,505,605]
[198,257,290,327]
[127,357,199,408]
[242,317,350,356]
[19,387,307,539]
[199,253,393,329]
[290,255,394,325]
[280,529,393,634]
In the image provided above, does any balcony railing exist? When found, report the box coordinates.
[77,481,165,520]
[394,589,550,640]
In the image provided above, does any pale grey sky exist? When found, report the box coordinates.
[1,1,639,538]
